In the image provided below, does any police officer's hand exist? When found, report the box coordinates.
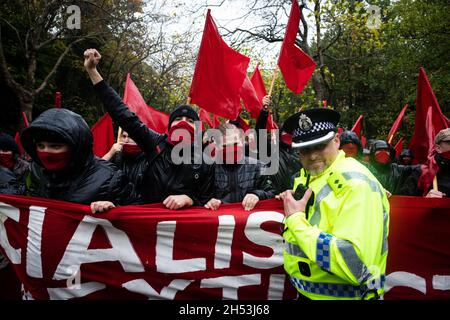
[90,201,115,214]
[163,195,194,210]
[242,194,259,211]
[205,198,222,210]
[279,188,313,218]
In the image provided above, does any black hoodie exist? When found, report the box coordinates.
[20,108,132,205]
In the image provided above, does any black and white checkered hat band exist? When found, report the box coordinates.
[293,121,335,139]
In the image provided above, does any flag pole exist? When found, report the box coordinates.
[186,97,191,105]
[433,175,438,191]
[117,127,122,143]
[268,67,278,96]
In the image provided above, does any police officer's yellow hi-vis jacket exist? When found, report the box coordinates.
[284,151,389,300]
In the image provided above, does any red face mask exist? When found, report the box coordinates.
[441,151,450,160]
[221,144,244,164]
[342,143,358,158]
[168,121,195,145]
[374,150,391,164]
[0,153,15,169]
[400,156,412,164]
[122,143,141,155]
[37,150,71,171]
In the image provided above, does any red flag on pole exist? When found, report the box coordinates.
[123,73,168,134]
[351,115,364,138]
[240,76,262,119]
[394,137,404,158]
[54,92,61,108]
[189,10,250,120]
[91,113,115,157]
[417,106,440,195]
[409,68,449,164]
[250,63,267,102]
[277,0,316,94]
[361,135,366,149]
[387,104,409,144]
[199,108,214,128]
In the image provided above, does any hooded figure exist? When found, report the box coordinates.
[367,140,419,195]
[0,133,30,181]
[398,149,414,165]
[20,108,132,205]
[339,130,363,159]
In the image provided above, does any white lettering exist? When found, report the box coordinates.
[0,202,21,264]
[26,206,46,278]
[122,278,193,299]
[200,274,261,300]
[214,215,235,269]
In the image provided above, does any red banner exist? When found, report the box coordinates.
[0,195,449,300]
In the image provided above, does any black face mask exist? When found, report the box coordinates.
[435,153,450,169]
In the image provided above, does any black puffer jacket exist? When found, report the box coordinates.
[94,80,214,205]
[20,108,132,205]
[214,160,275,203]
[110,152,148,203]
[0,166,22,195]
[402,153,450,197]
[367,140,420,195]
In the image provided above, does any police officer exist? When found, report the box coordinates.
[277,108,389,300]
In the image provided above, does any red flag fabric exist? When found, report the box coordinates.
[250,64,267,102]
[394,137,404,158]
[409,68,449,164]
[323,100,327,108]
[213,114,221,128]
[199,108,214,128]
[1,194,449,300]
[277,0,316,94]
[123,73,169,134]
[361,135,366,149]
[14,132,25,157]
[189,10,250,120]
[387,104,409,144]
[91,113,114,157]
[240,76,262,119]
[54,92,61,108]
[417,106,439,195]
[350,115,364,138]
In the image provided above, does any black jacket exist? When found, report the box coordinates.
[20,108,132,205]
[214,160,275,203]
[0,166,22,195]
[367,162,420,195]
[94,80,214,205]
[402,153,450,197]
[110,152,148,203]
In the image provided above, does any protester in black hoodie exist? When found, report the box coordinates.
[0,133,29,182]
[20,108,133,212]
[84,48,214,209]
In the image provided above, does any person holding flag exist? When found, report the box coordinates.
[0,132,30,182]
[84,48,214,209]
[403,128,450,197]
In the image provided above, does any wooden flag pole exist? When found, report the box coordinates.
[433,175,438,191]
[117,127,123,143]
[268,67,278,96]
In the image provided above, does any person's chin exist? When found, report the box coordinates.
[306,163,325,175]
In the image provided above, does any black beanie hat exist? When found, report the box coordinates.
[168,105,199,129]
[0,133,19,154]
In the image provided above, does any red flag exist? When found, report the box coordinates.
[54,92,61,108]
[417,106,439,195]
[361,135,366,149]
[409,68,449,164]
[387,104,409,144]
[199,108,214,128]
[91,113,114,157]
[189,10,250,119]
[323,100,328,108]
[14,132,25,157]
[277,0,316,94]
[337,127,344,135]
[394,137,404,158]
[123,74,169,134]
[351,115,364,138]
[213,114,221,128]
[240,76,262,119]
[250,63,267,102]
